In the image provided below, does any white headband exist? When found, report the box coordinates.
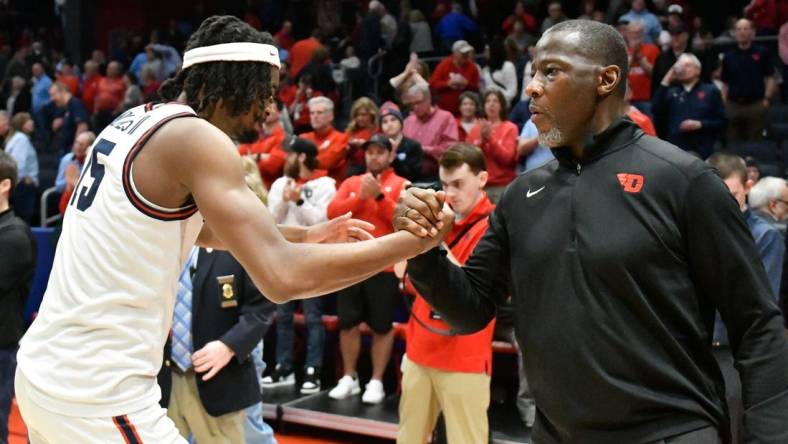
[182,43,281,70]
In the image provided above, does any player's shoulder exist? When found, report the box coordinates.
[144,112,239,179]
[152,114,234,159]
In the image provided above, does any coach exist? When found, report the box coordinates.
[395,20,788,443]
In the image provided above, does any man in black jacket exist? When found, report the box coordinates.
[395,20,788,443]
[160,247,275,444]
[0,151,36,444]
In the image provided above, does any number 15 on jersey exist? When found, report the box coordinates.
[69,138,117,212]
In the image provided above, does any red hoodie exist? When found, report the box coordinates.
[238,126,287,189]
[405,195,497,374]
[466,121,518,187]
[327,168,407,239]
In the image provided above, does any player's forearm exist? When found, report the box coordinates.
[277,225,308,243]
[198,223,307,248]
[264,231,430,302]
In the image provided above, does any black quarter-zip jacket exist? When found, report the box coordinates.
[408,119,788,443]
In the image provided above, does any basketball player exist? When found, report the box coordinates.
[14,16,447,443]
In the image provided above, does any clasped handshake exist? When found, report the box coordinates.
[394,187,456,249]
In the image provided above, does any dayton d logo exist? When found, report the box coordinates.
[617,173,644,193]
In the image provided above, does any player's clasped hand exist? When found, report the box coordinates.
[192,340,235,381]
[394,187,453,239]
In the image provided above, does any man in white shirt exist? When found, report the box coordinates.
[265,138,336,394]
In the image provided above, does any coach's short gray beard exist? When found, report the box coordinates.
[538,127,565,147]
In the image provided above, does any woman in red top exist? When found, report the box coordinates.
[456,91,482,142]
[345,97,379,176]
[465,89,518,203]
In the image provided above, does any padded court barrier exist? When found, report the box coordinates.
[275,314,529,443]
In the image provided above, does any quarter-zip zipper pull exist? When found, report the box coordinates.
[576,163,582,175]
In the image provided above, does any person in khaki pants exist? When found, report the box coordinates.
[160,243,274,444]
[397,144,497,444]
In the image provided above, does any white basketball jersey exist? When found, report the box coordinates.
[18,103,205,417]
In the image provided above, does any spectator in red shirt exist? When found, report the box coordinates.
[326,134,409,405]
[300,96,349,182]
[625,21,660,115]
[429,40,480,116]
[403,84,460,179]
[141,67,161,102]
[502,1,538,35]
[456,91,482,142]
[465,90,518,203]
[58,131,95,214]
[744,0,778,35]
[623,85,657,137]
[56,59,79,96]
[278,61,297,107]
[289,30,323,78]
[274,20,295,50]
[93,61,126,131]
[238,100,288,189]
[345,97,380,176]
[288,74,322,134]
[79,60,103,115]
[398,143,496,444]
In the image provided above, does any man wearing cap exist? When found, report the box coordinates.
[326,134,409,405]
[265,138,336,394]
[652,23,691,95]
[429,40,480,116]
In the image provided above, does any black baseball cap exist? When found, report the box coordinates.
[362,134,393,151]
[284,137,318,157]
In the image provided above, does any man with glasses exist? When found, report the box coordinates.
[749,176,788,234]
[402,84,459,179]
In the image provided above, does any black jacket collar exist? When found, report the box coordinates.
[552,117,644,169]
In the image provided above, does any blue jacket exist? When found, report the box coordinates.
[714,210,784,345]
[651,82,727,158]
[435,12,478,43]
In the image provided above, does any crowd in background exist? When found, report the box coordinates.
[3,0,788,443]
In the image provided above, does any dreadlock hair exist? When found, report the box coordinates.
[159,15,277,118]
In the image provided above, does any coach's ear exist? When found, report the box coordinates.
[598,65,621,98]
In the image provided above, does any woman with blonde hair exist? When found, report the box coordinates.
[242,157,269,205]
[345,97,380,176]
